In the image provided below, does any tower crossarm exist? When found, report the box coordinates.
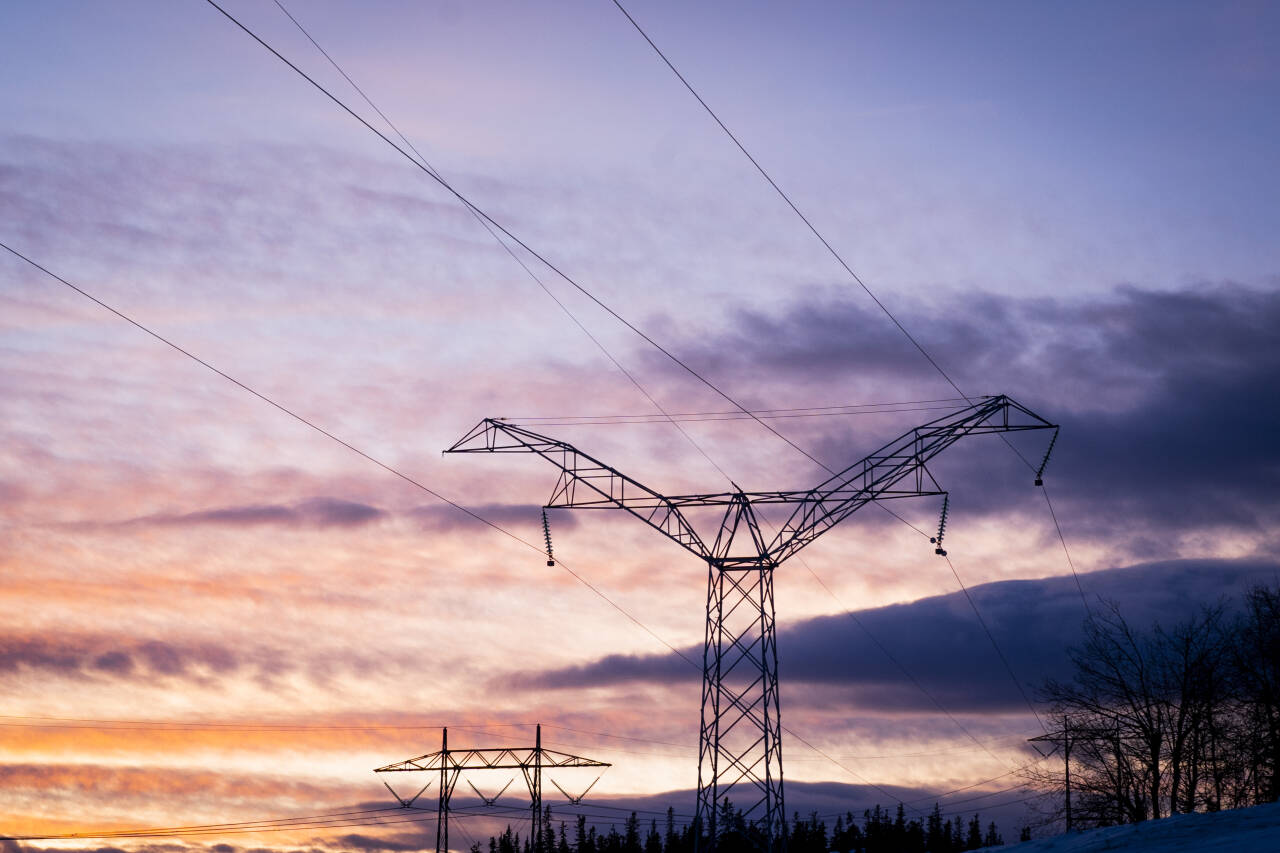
[447,418,712,558]
[375,747,610,774]
[766,395,1056,564]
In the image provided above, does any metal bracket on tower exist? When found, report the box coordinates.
[468,777,514,807]
[382,778,433,809]
[550,773,602,805]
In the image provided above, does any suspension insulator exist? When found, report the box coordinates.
[1035,428,1059,486]
[542,508,555,566]
[935,494,950,556]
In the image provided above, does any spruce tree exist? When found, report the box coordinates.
[966,815,983,850]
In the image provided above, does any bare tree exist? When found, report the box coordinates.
[1233,584,1280,803]
[1038,601,1235,826]
[1155,605,1231,814]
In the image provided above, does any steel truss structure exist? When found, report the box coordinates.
[375,725,610,853]
[447,395,1057,853]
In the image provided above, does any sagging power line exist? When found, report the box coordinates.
[0,241,921,807]
[245,0,1050,789]
[1,4,1088,843]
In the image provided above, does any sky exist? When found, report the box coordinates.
[2,0,1279,849]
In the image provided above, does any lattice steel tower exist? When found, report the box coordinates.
[376,725,609,853]
[448,396,1057,852]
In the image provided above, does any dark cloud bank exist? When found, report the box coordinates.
[660,282,1280,548]
[528,558,1280,713]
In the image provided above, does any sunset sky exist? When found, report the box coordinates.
[3,0,1279,849]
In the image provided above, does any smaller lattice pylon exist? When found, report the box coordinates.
[375,724,610,853]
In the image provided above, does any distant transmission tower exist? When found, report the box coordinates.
[376,725,610,853]
[447,396,1057,852]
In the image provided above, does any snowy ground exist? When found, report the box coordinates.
[985,800,1280,852]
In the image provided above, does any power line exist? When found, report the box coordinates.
[606,0,1038,498]
[268,0,737,492]
[603,2,1047,481]
[263,5,1064,757]
[607,0,1082,729]
[607,0,969,403]
[942,552,1046,734]
[781,724,929,818]
[507,404,965,426]
[255,0,955,573]
[0,241,928,804]
[272,0,758,504]
[0,239,692,672]
[1042,482,1093,619]
[817,785,1048,824]
[5,54,1041,842]
[216,11,1059,819]
[743,496,1020,769]
[256,26,809,800]
[5,8,1055,819]
[794,553,1026,770]
[201,0,832,478]
[264,0,1038,785]
[813,752,1053,819]
[263,1,1015,787]
[508,398,970,421]
[907,764,1043,806]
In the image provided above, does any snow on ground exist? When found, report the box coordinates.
[982,800,1280,852]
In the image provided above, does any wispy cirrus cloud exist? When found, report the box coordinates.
[123,497,386,530]
[0,762,359,803]
[0,629,408,687]
[0,633,240,680]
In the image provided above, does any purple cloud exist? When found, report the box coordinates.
[647,283,1280,546]
[127,497,386,530]
[523,558,1280,713]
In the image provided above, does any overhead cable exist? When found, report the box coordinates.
[0,240,904,801]
[608,0,968,402]
[0,239,692,672]
[265,0,1001,773]
[202,0,832,476]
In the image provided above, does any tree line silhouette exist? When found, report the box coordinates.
[473,801,1005,853]
[1033,583,1280,829]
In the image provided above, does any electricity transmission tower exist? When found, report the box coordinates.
[375,725,610,853]
[447,395,1057,852]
